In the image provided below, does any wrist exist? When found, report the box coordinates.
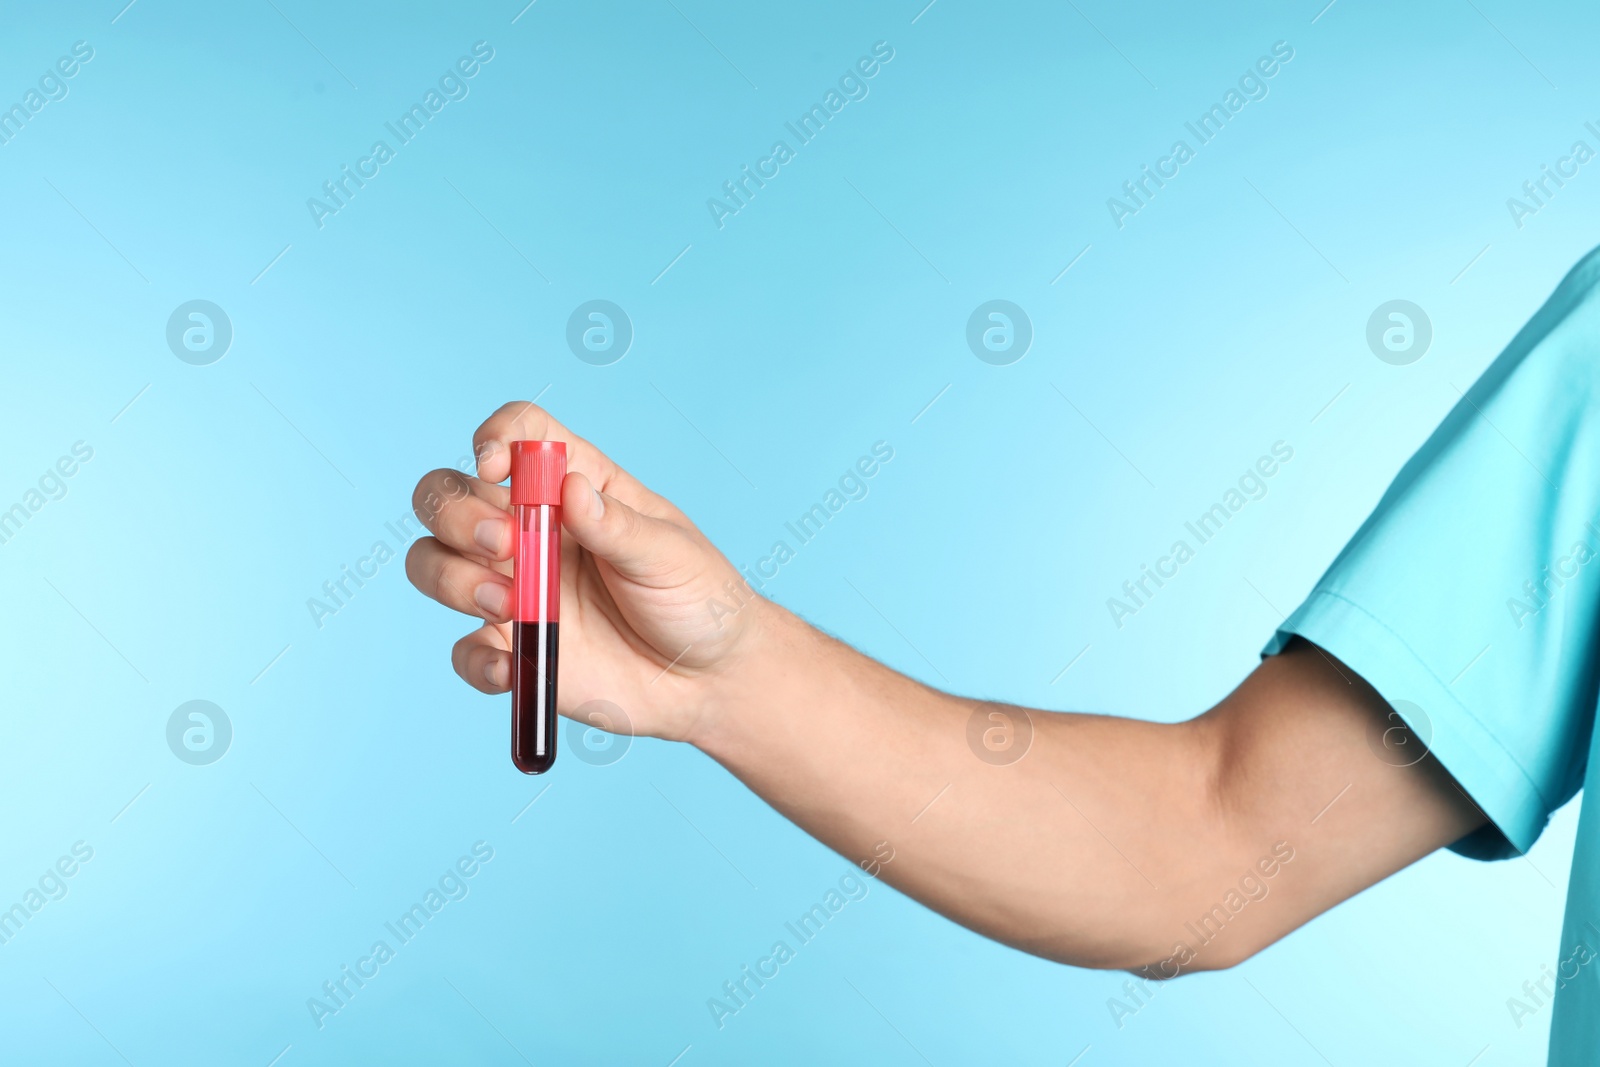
[683,597,816,755]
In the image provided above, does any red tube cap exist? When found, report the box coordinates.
[510,440,566,506]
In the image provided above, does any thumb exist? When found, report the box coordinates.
[561,471,694,583]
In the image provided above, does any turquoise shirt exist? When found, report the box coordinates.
[1263,246,1600,1063]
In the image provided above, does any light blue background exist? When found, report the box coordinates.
[0,0,1593,1063]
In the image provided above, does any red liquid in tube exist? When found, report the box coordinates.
[509,440,565,774]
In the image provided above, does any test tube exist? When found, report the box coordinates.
[509,440,565,774]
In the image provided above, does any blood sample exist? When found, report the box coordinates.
[509,440,565,774]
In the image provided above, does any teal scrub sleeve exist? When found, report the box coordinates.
[1263,248,1600,859]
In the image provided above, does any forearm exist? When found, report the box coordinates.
[691,607,1486,973]
[693,601,1242,969]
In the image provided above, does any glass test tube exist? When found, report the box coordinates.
[509,440,565,774]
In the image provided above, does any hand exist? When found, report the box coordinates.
[405,401,771,743]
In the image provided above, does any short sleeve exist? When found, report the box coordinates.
[1263,248,1600,859]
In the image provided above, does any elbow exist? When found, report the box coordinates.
[1114,898,1287,978]
[1124,937,1259,981]
[1021,910,1270,976]
[1063,892,1282,976]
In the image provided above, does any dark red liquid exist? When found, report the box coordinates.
[512,621,558,774]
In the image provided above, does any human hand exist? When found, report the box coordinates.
[405,401,772,743]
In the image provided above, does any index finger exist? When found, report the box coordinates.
[472,401,679,521]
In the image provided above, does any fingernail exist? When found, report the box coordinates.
[474,582,508,617]
[485,657,507,688]
[590,488,605,520]
[474,518,507,556]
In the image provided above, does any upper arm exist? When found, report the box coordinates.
[1159,253,1600,973]
[1167,637,1485,973]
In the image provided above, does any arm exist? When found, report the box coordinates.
[698,619,1482,971]
[407,402,1486,974]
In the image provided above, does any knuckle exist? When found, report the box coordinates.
[613,499,641,539]
[430,555,455,604]
[500,399,546,422]
[439,469,473,507]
